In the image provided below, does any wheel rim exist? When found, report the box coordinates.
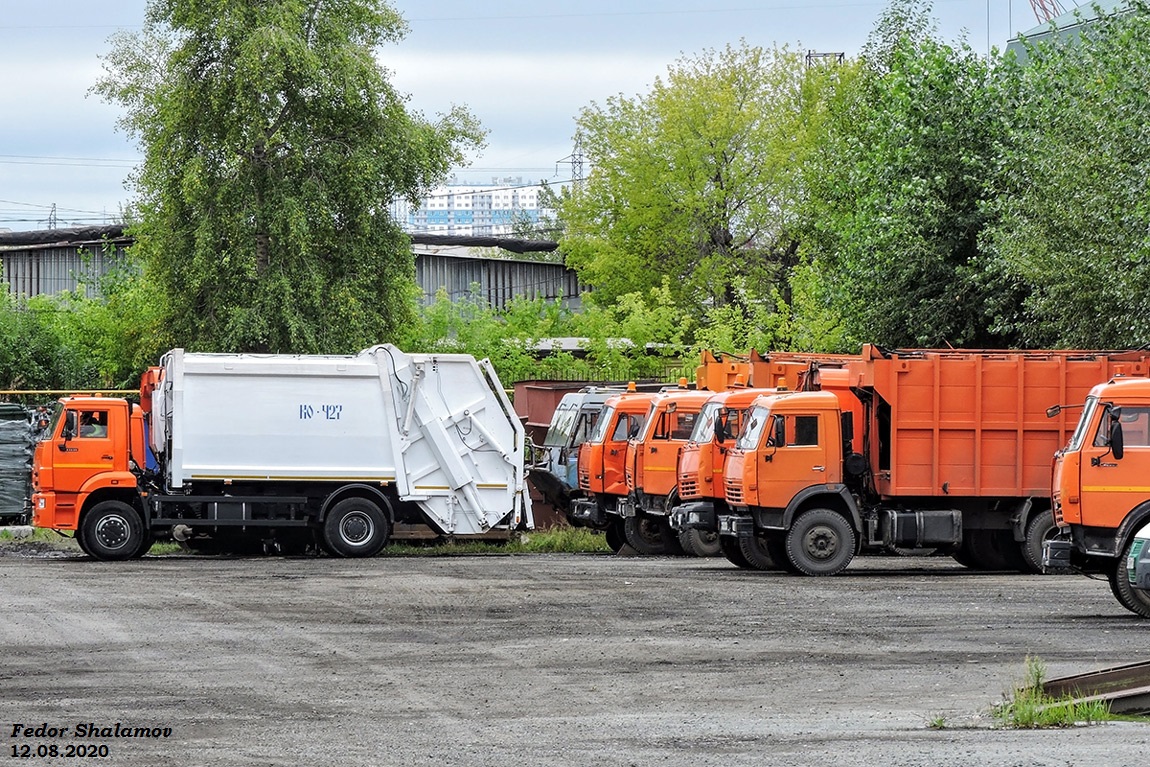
[801,523,839,562]
[637,519,662,545]
[94,514,131,551]
[339,511,374,546]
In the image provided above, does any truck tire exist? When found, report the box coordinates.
[678,528,721,558]
[961,529,1028,572]
[1022,513,1058,574]
[623,515,679,556]
[738,533,776,571]
[322,498,389,558]
[765,533,800,574]
[1110,547,1150,618]
[720,535,752,568]
[81,501,145,562]
[784,508,856,576]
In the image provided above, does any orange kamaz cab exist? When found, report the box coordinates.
[615,387,715,554]
[1046,376,1150,617]
[570,390,659,551]
[669,354,856,567]
[720,345,1150,577]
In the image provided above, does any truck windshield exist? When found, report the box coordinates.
[589,405,615,443]
[39,402,64,442]
[1066,396,1099,451]
[691,402,722,443]
[543,402,579,447]
[736,405,770,451]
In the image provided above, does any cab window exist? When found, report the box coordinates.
[791,415,819,446]
[78,410,109,438]
[1096,406,1150,448]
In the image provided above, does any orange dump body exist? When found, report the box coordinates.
[726,345,1150,511]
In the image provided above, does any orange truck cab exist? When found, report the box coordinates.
[614,388,714,554]
[670,387,781,564]
[570,391,658,549]
[31,394,153,557]
[1046,376,1150,617]
[720,346,1150,576]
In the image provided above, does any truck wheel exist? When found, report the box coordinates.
[604,519,626,553]
[738,533,776,571]
[1110,548,1150,618]
[765,533,800,574]
[81,501,145,562]
[961,529,1028,572]
[1022,513,1058,574]
[623,516,677,556]
[323,498,390,558]
[678,528,721,558]
[784,509,856,576]
[720,535,752,568]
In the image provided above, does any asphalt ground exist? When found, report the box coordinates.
[1,547,1148,766]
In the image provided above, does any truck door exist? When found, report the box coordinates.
[603,412,636,496]
[1078,404,1150,531]
[53,407,117,505]
[756,412,835,510]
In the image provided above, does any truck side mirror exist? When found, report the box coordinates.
[1110,409,1125,460]
[715,414,727,444]
[62,410,77,441]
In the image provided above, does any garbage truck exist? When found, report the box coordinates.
[30,346,531,560]
[720,345,1150,576]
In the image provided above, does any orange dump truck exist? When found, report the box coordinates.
[670,353,857,567]
[720,345,1150,575]
[1046,376,1150,616]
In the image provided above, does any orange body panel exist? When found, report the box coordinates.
[725,346,1150,512]
[855,346,1150,499]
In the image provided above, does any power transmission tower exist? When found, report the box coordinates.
[556,130,584,192]
[1030,0,1066,22]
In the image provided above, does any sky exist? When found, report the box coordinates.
[0,0,1061,231]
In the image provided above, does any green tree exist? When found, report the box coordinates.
[794,0,1009,350]
[95,0,484,354]
[560,41,809,325]
[982,1,1150,347]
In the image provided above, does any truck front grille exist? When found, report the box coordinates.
[678,475,698,498]
[724,476,743,505]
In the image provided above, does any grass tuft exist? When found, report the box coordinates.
[993,656,1112,728]
[388,526,613,556]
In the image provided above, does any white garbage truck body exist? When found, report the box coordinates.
[154,345,531,536]
[30,345,531,560]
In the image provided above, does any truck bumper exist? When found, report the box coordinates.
[1042,538,1073,573]
[569,498,606,527]
[717,514,754,538]
[670,501,715,532]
